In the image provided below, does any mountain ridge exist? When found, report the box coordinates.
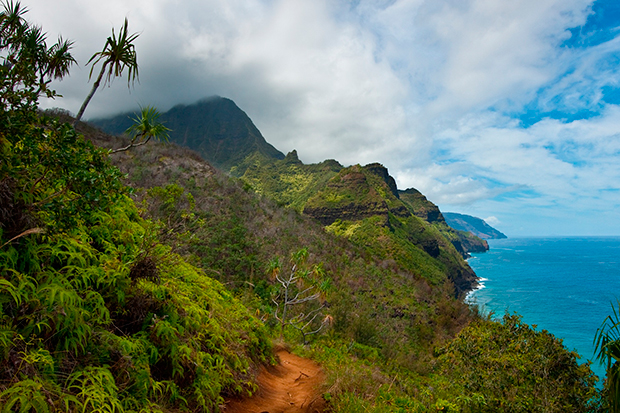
[92,96,494,260]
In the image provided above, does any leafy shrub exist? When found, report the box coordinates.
[434,313,599,412]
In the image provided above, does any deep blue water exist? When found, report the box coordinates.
[466,237,620,384]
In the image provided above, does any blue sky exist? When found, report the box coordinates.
[27,0,620,236]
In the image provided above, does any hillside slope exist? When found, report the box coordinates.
[75,121,475,365]
[65,116,599,412]
[241,153,479,296]
[1,116,272,412]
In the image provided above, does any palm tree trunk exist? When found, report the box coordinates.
[73,63,106,126]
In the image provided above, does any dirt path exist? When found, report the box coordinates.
[224,350,326,413]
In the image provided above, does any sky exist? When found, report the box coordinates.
[24,0,620,236]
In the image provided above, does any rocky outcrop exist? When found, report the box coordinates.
[303,201,390,226]
[399,188,444,223]
[398,188,489,257]
[363,163,400,199]
[303,167,391,225]
[457,234,489,253]
[303,164,479,297]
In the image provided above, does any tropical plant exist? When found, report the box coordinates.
[74,17,139,124]
[595,300,620,412]
[0,0,76,109]
[110,105,170,153]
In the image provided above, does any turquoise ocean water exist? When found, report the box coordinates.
[466,237,620,384]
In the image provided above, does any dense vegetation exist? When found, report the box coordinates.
[0,4,270,411]
[1,3,607,412]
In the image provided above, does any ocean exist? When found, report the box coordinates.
[466,237,620,384]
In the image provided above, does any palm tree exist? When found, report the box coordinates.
[0,1,76,105]
[74,18,139,125]
[110,105,170,153]
[0,0,27,47]
[595,300,620,412]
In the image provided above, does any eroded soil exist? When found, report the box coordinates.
[224,350,326,413]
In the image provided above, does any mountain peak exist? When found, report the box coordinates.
[284,149,302,164]
[92,96,285,173]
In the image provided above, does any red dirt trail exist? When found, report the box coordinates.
[224,350,326,413]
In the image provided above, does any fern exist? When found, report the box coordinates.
[0,379,53,413]
[67,367,124,413]
[0,277,21,306]
[19,347,55,376]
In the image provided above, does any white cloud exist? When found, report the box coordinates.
[22,0,620,235]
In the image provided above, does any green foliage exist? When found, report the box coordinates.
[110,106,170,153]
[302,317,600,413]
[0,5,271,411]
[1,378,56,413]
[67,367,123,412]
[75,17,139,123]
[0,0,75,108]
[435,313,599,412]
[86,17,139,87]
[141,183,259,287]
[242,155,342,210]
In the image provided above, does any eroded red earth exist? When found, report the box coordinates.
[224,350,326,413]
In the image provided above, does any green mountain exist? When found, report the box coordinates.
[91,96,285,172]
[242,154,478,296]
[303,163,478,296]
[444,212,507,239]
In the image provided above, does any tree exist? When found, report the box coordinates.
[110,105,170,153]
[270,248,332,343]
[0,1,124,241]
[0,0,76,109]
[73,18,139,125]
[595,301,620,412]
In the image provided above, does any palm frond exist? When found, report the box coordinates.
[595,300,620,411]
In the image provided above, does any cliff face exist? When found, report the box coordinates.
[302,164,407,226]
[398,188,489,257]
[303,164,478,297]
[399,188,444,223]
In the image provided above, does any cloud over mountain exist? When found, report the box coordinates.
[29,0,620,235]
